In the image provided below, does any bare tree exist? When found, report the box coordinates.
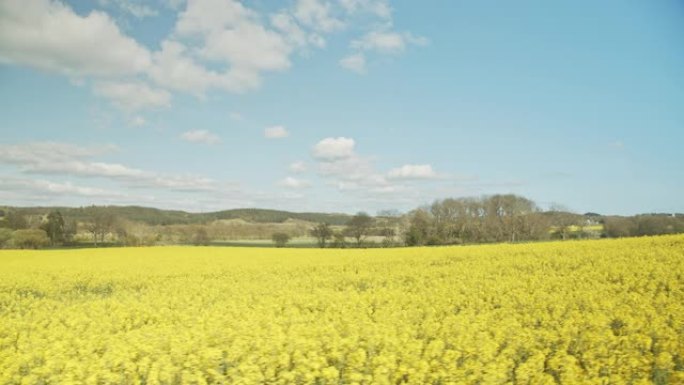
[546,205,581,240]
[310,222,333,248]
[85,207,117,246]
[346,212,374,247]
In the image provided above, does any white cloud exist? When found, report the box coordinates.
[129,116,147,127]
[318,155,375,180]
[0,0,427,118]
[26,161,146,179]
[340,0,391,18]
[197,20,292,72]
[135,175,216,191]
[311,137,396,192]
[339,53,366,73]
[94,81,171,112]
[162,0,292,95]
[99,0,159,19]
[405,33,430,47]
[387,164,439,180]
[289,161,307,173]
[0,142,217,192]
[294,0,344,33]
[121,3,158,18]
[149,40,251,95]
[264,126,290,139]
[352,30,403,53]
[0,0,151,77]
[165,0,187,10]
[340,5,426,74]
[352,30,428,54]
[316,152,390,192]
[271,12,325,49]
[0,176,128,198]
[312,137,356,160]
[180,129,221,145]
[0,142,116,165]
[278,176,311,189]
[175,0,254,36]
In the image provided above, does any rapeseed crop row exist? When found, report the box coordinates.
[1,236,683,384]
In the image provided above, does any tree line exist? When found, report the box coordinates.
[1,196,682,249]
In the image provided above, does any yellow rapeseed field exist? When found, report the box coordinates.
[1,236,683,385]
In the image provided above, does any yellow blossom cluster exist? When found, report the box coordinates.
[1,235,683,384]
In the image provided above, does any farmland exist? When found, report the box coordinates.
[1,236,683,384]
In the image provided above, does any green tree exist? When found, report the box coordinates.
[310,222,333,248]
[331,231,346,248]
[403,209,432,246]
[346,212,374,247]
[41,210,65,246]
[0,228,12,248]
[6,211,28,230]
[271,232,290,248]
[12,229,49,249]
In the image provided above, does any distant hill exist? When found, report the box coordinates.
[0,206,353,226]
[208,208,352,225]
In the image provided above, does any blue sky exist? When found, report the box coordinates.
[0,0,682,215]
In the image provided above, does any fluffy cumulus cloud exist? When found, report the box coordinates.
[264,126,290,139]
[0,0,151,76]
[180,129,221,145]
[307,137,453,209]
[148,40,245,95]
[312,137,356,160]
[0,0,427,109]
[387,164,438,180]
[293,0,344,33]
[176,0,293,70]
[311,137,391,193]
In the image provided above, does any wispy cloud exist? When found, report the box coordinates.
[0,142,217,192]
[94,81,171,112]
[289,161,308,173]
[180,129,221,145]
[278,176,311,189]
[99,0,159,19]
[339,53,366,74]
[264,125,290,139]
